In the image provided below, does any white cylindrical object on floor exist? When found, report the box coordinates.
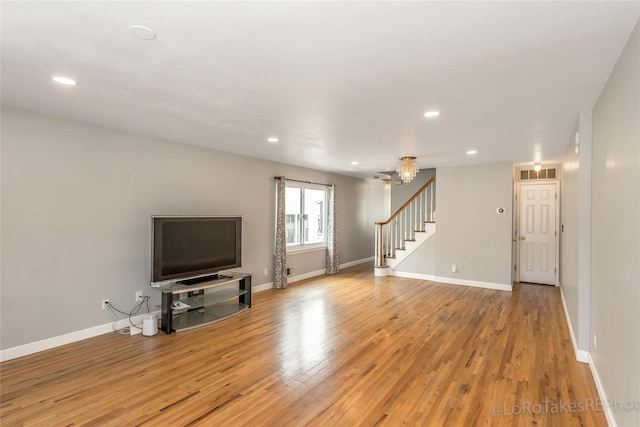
[142,314,158,336]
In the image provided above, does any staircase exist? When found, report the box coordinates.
[374,176,436,276]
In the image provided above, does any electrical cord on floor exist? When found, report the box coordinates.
[105,302,126,334]
[106,296,152,333]
[106,303,130,335]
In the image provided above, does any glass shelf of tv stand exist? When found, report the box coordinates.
[171,302,249,331]
[171,287,247,312]
[160,273,252,334]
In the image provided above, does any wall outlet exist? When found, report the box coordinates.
[135,291,143,302]
[593,333,597,349]
[263,268,268,276]
[101,299,109,310]
[452,264,457,273]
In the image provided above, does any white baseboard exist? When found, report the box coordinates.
[588,353,618,427]
[252,282,274,293]
[1,258,375,361]
[390,271,512,292]
[559,285,589,363]
[288,257,373,283]
[0,310,160,362]
[288,268,327,284]
[558,287,614,423]
[277,257,375,287]
[340,256,374,269]
[576,349,590,363]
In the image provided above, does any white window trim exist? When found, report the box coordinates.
[287,244,327,254]
[285,182,328,253]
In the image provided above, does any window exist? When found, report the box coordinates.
[285,184,327,251]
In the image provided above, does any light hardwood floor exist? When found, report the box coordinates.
[1,264,606,426]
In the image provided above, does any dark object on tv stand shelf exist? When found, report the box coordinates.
[177,274,229,286]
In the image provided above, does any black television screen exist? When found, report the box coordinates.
[151,216,242,285]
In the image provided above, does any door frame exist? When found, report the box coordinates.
[515,180,560,286]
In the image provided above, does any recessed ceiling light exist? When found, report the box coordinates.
[267,137,279,143]
[424,111,440,118]
[51,76,77,86]
[351,161,359,166]
[466,150,478,155]
[129,25,156,41]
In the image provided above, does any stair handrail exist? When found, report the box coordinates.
[374,176,436,226]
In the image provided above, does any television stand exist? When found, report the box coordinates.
[159,273,251,334]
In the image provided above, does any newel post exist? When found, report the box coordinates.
[375,222,385,268]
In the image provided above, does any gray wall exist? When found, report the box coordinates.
[560,112,592,355]
[390,168,436,213]
[0,108,383,350]
[591,20,639,427]
[394,235,437,275]
[396,162,513,287]
[434,163,513,285]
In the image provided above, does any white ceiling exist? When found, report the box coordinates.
[2,2,638,178]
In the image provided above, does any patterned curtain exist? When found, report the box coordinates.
[274,177,288,289]
[326,184,339,274]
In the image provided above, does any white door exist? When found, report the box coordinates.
[519,183,557,285]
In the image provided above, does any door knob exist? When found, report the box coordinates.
[520,236,526,240]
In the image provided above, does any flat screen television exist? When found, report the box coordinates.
[151,216,242,286]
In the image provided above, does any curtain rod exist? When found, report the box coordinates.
[273,176,333,187]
